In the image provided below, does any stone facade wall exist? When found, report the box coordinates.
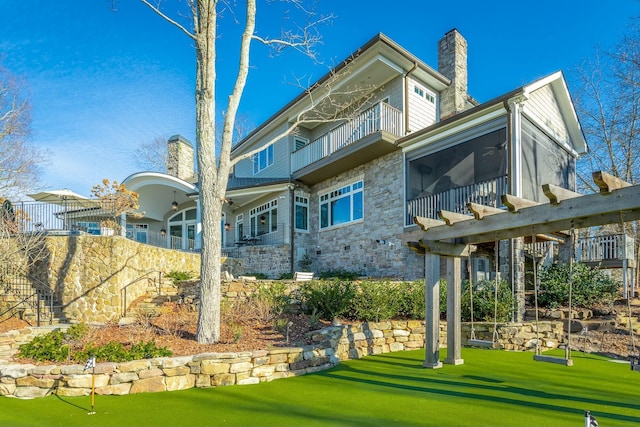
[239,245,290,278]
[307,152,424,280]
[39,236,200,323]
[0,320,564,399]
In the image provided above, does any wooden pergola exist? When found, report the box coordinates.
[409,171,640,368]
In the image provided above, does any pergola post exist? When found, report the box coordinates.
[423,252,443,369]
[445,256,464,365]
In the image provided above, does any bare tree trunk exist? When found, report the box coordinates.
[195,0,255,343]
[194,0,221,343]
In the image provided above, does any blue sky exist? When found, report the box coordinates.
[1,0,638,197]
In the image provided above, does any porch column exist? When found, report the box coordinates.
[423,252,443,369]
[445,256,464,365]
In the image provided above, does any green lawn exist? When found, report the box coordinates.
[1,348,639,426]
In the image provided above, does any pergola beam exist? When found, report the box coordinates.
[417,184,640,244]
[594,170,631,193]
[542,183,582,205]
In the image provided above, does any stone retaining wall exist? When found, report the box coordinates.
[34,236,201,323]
[0,319,564,399]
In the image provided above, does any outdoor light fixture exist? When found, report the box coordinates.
[224,223,231,231]
[260,215,266,225]
[160,228,166,236]
[171,191,178,211]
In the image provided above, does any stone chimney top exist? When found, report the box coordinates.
[438,29,468,120]
[166,135,195,181]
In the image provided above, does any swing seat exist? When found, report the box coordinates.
[467,339,497,348]
[533,354,574,366]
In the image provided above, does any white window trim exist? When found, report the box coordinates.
[249,199,278,236]
[253,145,274,175]
[294,193,309,232]
[319,179,364,230]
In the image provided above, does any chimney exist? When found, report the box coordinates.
[438,29,468,120]
[166,135,194,181]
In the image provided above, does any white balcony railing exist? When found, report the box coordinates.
[406,176,508,225]
[291,102,403,172]
[577,234,634,263]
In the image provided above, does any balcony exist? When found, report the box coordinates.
[291,101,403,184]
[577,234,635,268]
[406,176,508,225]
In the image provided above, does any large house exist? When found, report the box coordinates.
[119,30,586,298]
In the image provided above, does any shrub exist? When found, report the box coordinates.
[252,282,291,323]
[461,279,513,322]
[318,269,361,280]
[348,280,401,322]
[537,262,620,309]
[76,341,172,363]
[246,272,269,280]
[17,323,172,363]
[299,280,356,321]
[278,272,294,280]
[165,270,195,285]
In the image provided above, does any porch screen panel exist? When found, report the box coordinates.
[406,127,506,220]
[521,118,575,202]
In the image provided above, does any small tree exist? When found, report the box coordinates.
[91,179,143,233]
[0,63,48,198]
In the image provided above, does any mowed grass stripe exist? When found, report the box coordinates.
[1,348,638,426]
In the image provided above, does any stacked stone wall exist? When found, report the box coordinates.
[307,152,423,280]
[0,319,565,399]
[38,236,200,323]
[239,245,290,278]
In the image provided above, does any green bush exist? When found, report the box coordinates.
[348,280,401,322]
[396,280,425,320]
[252,282,291,322]
[299,280,356,321]
[537,262,620,309]
[18,323,172,363]
[165,270,195,285]
[278,272,294,280]
[461,279,513,322]
[318,269,361,280]
[246,272,269,280]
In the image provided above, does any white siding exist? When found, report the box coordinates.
[407,77,437,133]
[526,85,570,147]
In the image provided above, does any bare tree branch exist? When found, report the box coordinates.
[140,0,196,40]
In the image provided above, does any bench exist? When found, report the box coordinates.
[293,271,314,282]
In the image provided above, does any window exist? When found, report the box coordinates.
[77,221,100,235]
[295,195,309,231]
[250,199,278,236]
[236,214,243,241]
[319,180,363,229]
[414,84,435,103]
[294,136,308,151]
[126,223,148,243]
[253,145,274,174]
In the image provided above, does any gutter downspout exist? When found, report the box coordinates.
[504,95,527,323]
[404,62,419,135]
[289,184,295,273]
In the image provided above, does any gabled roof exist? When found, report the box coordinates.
[231,33,451,156]
[398,71,587,157]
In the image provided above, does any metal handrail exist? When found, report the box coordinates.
[120,270,163,317]
[0,268,54,326]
